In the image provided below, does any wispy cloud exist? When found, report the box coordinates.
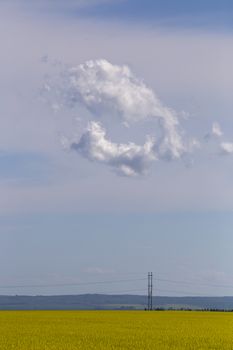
[204,122,223,142]
[220,142,233,155]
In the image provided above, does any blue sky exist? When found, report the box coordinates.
[1,212,233,296]
[29,0,233,30]
[81,0,233,21]
[1,0,233,296]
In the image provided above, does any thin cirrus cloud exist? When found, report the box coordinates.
[44,59,194,176]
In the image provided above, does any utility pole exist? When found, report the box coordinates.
[148,272,153,311]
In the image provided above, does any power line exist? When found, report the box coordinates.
[155,277,233,290]
[0,277,146,290]
[1,273,233,297]
[155,288,217,297]
[105,288,146,295]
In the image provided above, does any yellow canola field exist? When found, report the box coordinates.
[0,310,233,350]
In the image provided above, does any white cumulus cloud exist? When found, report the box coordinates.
[70,121,156,176]
[67,60,184,160]
[66,59,166,122]
[44,59,197,176]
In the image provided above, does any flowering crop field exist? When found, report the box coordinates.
[1,310,233,349]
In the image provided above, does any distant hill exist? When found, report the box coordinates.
[1,295,233,310]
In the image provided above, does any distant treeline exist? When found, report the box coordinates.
[152,307,233,312]
[1,295,233,311]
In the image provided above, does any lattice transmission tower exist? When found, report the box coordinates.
[148,272,153,311]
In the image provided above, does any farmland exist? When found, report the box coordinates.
[0,311,233,349]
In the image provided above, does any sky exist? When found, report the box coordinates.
[1,0,233,297]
